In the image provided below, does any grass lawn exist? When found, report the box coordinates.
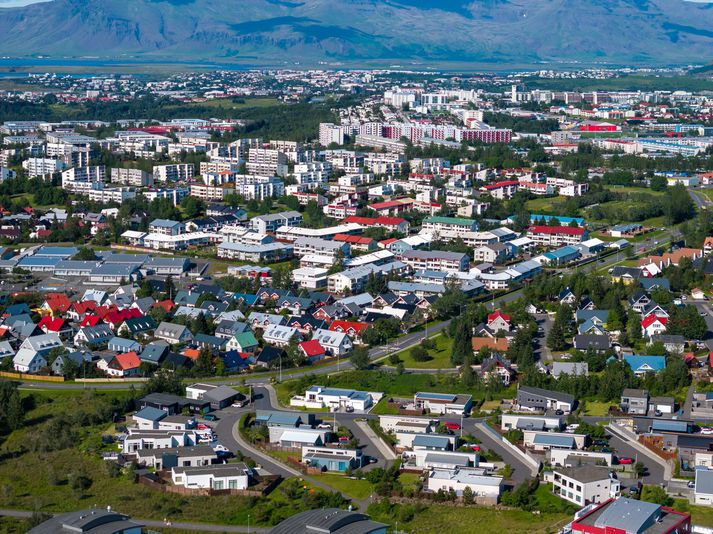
[582,400,614,416]
[395,505,570,533]
[674,500,713,527]
[525,196,567,215]
[181,97,279,111]
[604,185,665,197]
[370,398,399,415]
[393,333,454,370]
[481,400,502,412]
[398,472,422,492]
[314,473,374,500]
[695,188,713,204]
[267,449,300,464]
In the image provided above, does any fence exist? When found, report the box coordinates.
[0,371,64,382]
[639,435,678,461]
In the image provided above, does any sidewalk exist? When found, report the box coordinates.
[355,419,397,461]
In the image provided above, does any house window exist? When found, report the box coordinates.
[214,480,224,490]
[229,479,238,490]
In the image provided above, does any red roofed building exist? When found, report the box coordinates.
[42,293,72,315]
[106,351,141,377]
[641,314,667,338]
[487,310,511,334]
[80,314,102,327]
[68,301,98,321]
[366,198,414,216]
[299,339,326,362]
[378,238,398,249]
[38,316,71,337]
[333,234,377,252]
[527,225,588,247]
[329,320,369,342]
[481,180,520,199]
[104,308,143,329]
[344,216,410,234]
[152,299,175,313]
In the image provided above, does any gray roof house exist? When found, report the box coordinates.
[155,321,194,344]
[28,508,145,534]
[517,385,576,413]
[74,324,114,347]
[551,361,589,379]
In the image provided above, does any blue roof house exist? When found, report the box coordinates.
[623,355,666,376]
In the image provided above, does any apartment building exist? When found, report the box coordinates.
[189,183,235,202]
[22,157,67,177]
[294,237,350,259]
[527,225,589,247]
[319,122,347,146]
[246,148,288,177]
[401,250,469,273]
[250,211,303,234]
[111,167,154,187]
[153,163,195,182]
[548,467,620,507]
[233,174,285,200]
[422,216,479,238]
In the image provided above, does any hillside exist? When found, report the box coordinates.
[0,0,712,66]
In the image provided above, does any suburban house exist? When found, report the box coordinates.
[413,392,473,415]
[312,329,353,356]
[546,466,620,507]
[516,385,575,414]
[155,322,195,345]
[620,389,649,415]
[171,463,254,490]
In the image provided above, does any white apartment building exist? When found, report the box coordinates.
[246,148,288,177]
[153,163,195,182]
[23,157,67,177]
[401,250,469,273]
[294,237,349,259]
[111,167,154,187]
[233,174,284,200]
[548,467,620,507]
[292,267,328,290]
[141,187,189,206]
[86,186,137,203]
[319,123,347,146]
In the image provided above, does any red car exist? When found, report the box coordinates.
[338,436,350,442]
[472,445,481,452]
[444,422,461,430]
[618,457,634,465]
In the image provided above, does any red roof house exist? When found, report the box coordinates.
[299,339,326,361]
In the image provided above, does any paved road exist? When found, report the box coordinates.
[469,421,538,487]
[690,300,713,351]
[606,430,665,485]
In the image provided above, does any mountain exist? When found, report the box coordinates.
[1,0,713,66]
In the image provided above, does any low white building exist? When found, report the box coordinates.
[171,463,253,490]
[426,467,504,501]
[291,385,381,412]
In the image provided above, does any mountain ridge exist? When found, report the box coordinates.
[0,0,712,66]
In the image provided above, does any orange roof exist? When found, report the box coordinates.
[115,351,141,370]
[152,300,175,313]
[333,234,374,245]
[704,237,713,248]
[471,337,509,352]
[183,348,201,360]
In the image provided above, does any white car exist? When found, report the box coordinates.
[212,444,229,453]
[317,423,332,430]
[701,428,713,435]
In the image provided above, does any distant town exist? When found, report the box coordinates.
[2,67,713,534]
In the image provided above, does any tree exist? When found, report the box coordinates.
[180,195,205,219]
[451,320,472,366]
[193,347,213,377]
[72,246,97,261]
[164,275,176,300]
[410,346,431,362]
[461,355,476,388]
[462,485,474,504]
[350,347,370,370]
[640,484,672,506]
[650,175,668,192]
[668,305,707,340]
[547,322,566,352]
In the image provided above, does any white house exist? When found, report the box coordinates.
[426,467,503,501]
[171,463,253,490]
[262,324,302,347]
[546,466,620,507]
[292,385,380,412]
[695,468,713,505]
[12,333,64,373]
[312,329,353,356]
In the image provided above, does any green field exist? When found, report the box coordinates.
[181,97,278,111]
[392,334,454,369]
[525,196,567,215]
[581,400,614,416]
[313,473,374,500]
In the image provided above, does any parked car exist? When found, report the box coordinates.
[203,414,218,422]
[555,409,564,415]
[654,410,663,417]
[317,423,332,430]
[700,427,713,435]
[444,422,461,430]
[338,436,350,443]
[618,457,634,465]
[688,480,696,488]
